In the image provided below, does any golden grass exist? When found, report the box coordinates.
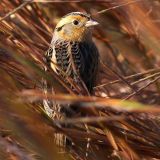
[1,0,160,160]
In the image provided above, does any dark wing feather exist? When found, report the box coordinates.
[45,40,98,92]
[79,42,99,92]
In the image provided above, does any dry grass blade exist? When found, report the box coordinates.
[1,0,160,160]
[95,67,160,88]
[0,1,33,21]
[100,60,137,92]
[20,89,160,113]
[96,0,143,15]
[124,75,160,100]
[55,116,125,125]
[0,136,35,160]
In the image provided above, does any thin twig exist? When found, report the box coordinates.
[124,75,160,100]
[100,60,137,93]
[95,68,160,88]
[0,0,33,22]
[131,72,160,85]
[96,0,143,15]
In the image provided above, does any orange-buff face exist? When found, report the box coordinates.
[53,12,99,42]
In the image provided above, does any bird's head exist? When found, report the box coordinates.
[53,12,99,42]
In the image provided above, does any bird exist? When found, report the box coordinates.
[45,12,99,93]
[43,12,100,149]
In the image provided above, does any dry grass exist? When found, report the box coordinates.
[1,0,160,160]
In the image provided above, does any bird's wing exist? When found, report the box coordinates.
[46,40,85,79]
[79,42,99,91]
[45,40,98,93]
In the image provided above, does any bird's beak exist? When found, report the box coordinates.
[85,20,99,27]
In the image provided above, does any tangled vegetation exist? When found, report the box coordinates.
[1,0,160,160]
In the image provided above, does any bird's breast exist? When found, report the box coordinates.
[51,40,83,77]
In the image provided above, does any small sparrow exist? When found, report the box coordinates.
[46,12,99,93]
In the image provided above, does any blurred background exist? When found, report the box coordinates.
[1,0,160,160]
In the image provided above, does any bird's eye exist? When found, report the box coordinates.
[73,20,79,25]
